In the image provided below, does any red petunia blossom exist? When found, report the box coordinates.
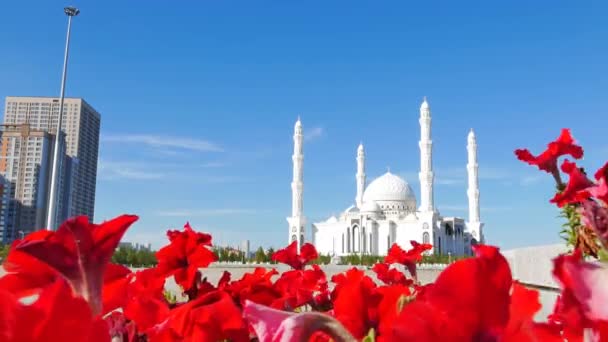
[226,267,281,307]
[271,265,327,310]
[590,162,608,205]
[374,284,412,338]
[105,311,139,341]
[550,159,595,207]
[0,245,60,297]
[161,290,249,342]
[243,300,355,342]
[13,214,138,315]
[501,282,563,341]
[372,262,413,286]
[384,241,432,280]
[595,162,608,182]
[123,268,170,333]
[386,245,514,341]
[271,241,318,270]
[580,201,608,250]
[102,263,133,315]
[217,270,231,290]
[0,280,110,342]
[330,268,379,339]
[515,128,584,175]
[552,249,608,340]
[155,222,217,294]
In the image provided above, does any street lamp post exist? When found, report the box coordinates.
[46,6,79,230]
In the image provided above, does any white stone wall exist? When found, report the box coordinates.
[502,244,568,320]
[501,244,568,288]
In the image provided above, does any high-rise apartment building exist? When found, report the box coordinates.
[1,96,100,239]
[0,124,69,241]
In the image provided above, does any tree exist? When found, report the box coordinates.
[111,246,157,267]
[0,244,10,260]
[266,247,275,263]
[255,247,266,263]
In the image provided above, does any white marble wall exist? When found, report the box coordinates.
[502,244,568,320]
[501,244,568,288]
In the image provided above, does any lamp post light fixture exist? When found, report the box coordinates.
[46,6,79,230]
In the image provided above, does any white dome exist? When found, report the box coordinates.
[344,205,359,213]
[362,172,416,203]
[360,200,381,212]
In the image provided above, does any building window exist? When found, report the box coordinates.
[347,230,350,253]
[291,234,297,242]
[423,232,430,245]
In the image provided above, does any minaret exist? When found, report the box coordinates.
[356,143,366,208]
[418,97,434,212]
[287,117,306,251]
[466,129,484,243]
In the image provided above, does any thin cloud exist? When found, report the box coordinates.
[439,205,468,212]
[98,161,165,180]
[439,205,510,213]
[304,127,324,141]
[399,169,463,186]
[402,166,511,186]
[435,178,463,185]
[102,134,224,152]
[98,159,230,181]
[520,174,544,185]
[157,209,261,217]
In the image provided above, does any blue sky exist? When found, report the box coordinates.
[1,1,607,251]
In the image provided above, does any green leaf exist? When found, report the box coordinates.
[396,294,414,313]
[362,328,376,342]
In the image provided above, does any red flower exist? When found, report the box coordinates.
[0,246,60,297]
[155,223,217,293]
[0,280,109,342]
[217,270,231,290]
[384,241,432,280]
[271,241,318,270]
[372,262,412,286]
[105,311,138,341]
[552,250,608,340]
[272,265,327,310]
[550,159,594,207]
[590,162,608,205]
[595,162,608,182]
[330,268,378,339]
[226,267,281,307]
[162,290,249,341]
[515,128,584,175]
[374,284,412,338]
[501,282,562,341]
[13,215,138,315]
[387,245,513,341]
[580,201,608,249]
[243,300,355,342]
[102,263,133,315]
[123,268,170,333]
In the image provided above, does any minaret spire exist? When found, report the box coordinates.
[466,129,484,244]
[287,117,306,251]
[418,97,434,212]
[356,143,366,208]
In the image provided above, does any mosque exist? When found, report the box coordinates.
[286,98,484,257]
